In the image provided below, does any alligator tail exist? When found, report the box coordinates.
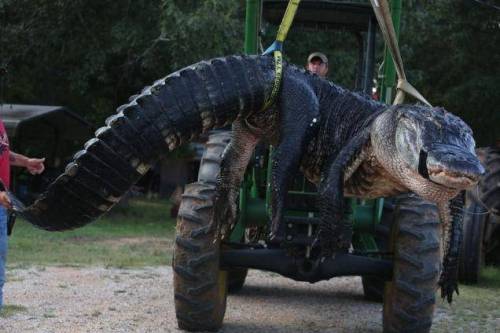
[22,55,274,231]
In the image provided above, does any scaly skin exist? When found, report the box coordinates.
[17,55,483,303]
[438,192,465,303]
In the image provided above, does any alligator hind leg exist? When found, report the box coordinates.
[317,128,371,257]
[213,120,260,237]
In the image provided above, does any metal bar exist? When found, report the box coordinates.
[221,249,393,283]
[244,0,261,54]
[363,15,376,94]
[355,32,364,91]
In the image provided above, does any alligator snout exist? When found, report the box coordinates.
[423,144,485,189]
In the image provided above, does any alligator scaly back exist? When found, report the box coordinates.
[22,55,275,230]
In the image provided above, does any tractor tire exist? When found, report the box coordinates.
[198,131,231,185]
[383,194,441,333]
[173,182,227,331]
[198,131,249,293]
[361,199,396,303]
[477,146,500,216]
[458,196,486,284]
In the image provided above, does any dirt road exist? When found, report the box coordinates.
[0,266,459,333]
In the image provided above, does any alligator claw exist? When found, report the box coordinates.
[313,229,349,260]
[213,194,238,237]
[438,268,459,304]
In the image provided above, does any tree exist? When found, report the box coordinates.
[1,0,498,146]
[1,0,244,125]
[402,0,500,145]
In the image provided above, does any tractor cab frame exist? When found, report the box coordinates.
[229,0,389,277]
[260,0,377,94]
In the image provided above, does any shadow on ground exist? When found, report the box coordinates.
[223,274,383,333]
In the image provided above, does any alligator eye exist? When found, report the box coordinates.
[418,150,429,179]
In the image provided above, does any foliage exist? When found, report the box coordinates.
[8,198,176,267]
[0,0,242,125]
[0,305,27,318]
[159,0,244,70]
[434,266,500,332]
[1,0,499,145]
[402,1,500,145]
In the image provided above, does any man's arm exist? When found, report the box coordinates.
[10,152,45,174]
[0,191,11,209]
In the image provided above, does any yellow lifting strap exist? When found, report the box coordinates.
[369,0,432,106]
[276,0,301,43]
[262,0,301,110]
[262,51,284,110]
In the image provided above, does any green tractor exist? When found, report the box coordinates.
[173,1,441,332]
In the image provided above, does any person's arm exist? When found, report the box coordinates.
[0,192,11,209]
[10,152,45,174]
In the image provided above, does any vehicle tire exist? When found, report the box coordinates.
[197,131,231,185]
[458,196,486,284]
[361,199,396,303]
[383,194,441,333]
[198,131,249,293]
[477,146,500,216]
[173,182,227,331]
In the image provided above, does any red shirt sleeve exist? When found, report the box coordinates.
[0,120,11,189]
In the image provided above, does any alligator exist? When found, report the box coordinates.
[17,54,484,303]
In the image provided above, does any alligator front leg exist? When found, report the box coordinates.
[317,128,371,257]
[269,79,319,237]
[213,120,260,238]
[438,191,465,303]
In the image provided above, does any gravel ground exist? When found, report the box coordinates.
[1,266,386,333]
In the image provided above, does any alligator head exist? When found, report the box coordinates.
[371,105,484,203]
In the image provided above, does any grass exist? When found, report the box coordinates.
[7,198,176,268]
[433,266,500,332]
[5,198,500,330]
[0,304,27,318]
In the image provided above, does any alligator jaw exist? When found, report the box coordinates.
[428,168,479,189]
[425,144,485,190]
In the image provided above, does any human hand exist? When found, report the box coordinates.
[0,192,12,209]
[26,158,45,175]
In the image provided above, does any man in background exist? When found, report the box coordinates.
[0,119,44,311]
[306,52,329,78]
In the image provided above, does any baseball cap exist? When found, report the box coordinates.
[307,52,328,64]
